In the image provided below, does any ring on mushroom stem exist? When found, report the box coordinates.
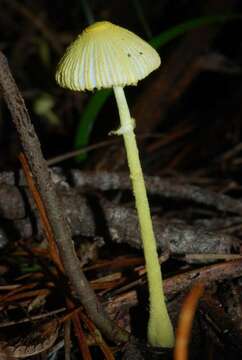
[109,117,135,136]
[55,20,175,348]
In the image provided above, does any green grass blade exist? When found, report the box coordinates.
[74,14,241,162]
[150,14,241,49]
[74,89,111,161]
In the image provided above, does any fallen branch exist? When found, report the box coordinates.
[0,51,128,344]
[0,177,239,259]
[70,170,242,214]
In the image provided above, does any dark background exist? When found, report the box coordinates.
[0,0,242,181]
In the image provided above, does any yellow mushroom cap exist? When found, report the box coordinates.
[56,21,161,91]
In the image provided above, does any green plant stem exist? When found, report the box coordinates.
[74,89,111,161]
[113,86,174,348]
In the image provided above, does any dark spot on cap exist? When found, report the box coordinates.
[139,52,143,55]
[127,53,131,57]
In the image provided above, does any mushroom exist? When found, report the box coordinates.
[55,21,174,348]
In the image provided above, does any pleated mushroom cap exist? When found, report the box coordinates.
[56,21,161,91]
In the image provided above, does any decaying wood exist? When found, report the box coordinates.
[0,170,240,259]
[70,170,242,214]
[2,169,242,214]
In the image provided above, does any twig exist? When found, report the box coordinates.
[47,139,119,165]
[64,320,71,360]
[0,283,39,304]
[0,307,66,327]
[164,259,242,297]
[19,152,63,270]
[0,50,128,344]
[47,134,162,166]
[0,289,50,303]
[184,253,242,262]
[72,312,92,360]
[174,282,204,360]
[80,312,115,360]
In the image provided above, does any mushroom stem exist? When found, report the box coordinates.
[113,86,175,348]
